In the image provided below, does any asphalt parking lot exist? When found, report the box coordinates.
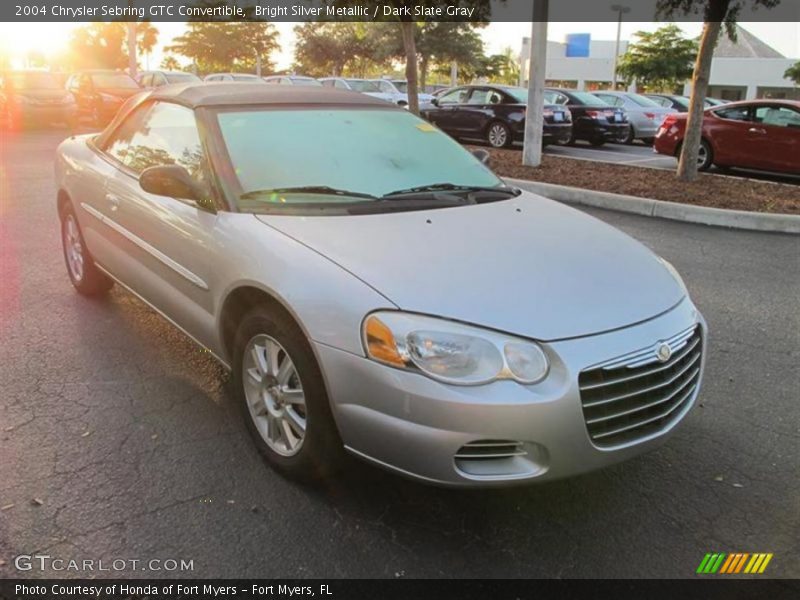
[1,130,798,579]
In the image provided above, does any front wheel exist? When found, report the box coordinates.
[60,204,113,296]
[233,306,343,482]
[486,121,512,148]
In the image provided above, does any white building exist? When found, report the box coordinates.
[519,26,798,100]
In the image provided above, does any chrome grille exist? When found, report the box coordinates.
[579,326,702,448]
[454,440,527,460]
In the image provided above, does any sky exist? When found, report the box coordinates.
[0,21,797,71]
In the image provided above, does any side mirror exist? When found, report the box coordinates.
[430,98,439,107]
[140,165,213,210]
[471,148,491,166]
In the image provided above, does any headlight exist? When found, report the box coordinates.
[657,256,688,294]
[363,312,549,386]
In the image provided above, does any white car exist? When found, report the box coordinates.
[319,78,394,103]
[370,79,435,109]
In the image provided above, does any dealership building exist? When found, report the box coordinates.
[519,26,799,101]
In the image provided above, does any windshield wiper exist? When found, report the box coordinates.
[240,186,379,201]
[383,182,520,198]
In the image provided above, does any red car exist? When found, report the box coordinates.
[654,99,800,175]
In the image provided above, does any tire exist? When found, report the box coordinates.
[232,305,343,483]
[486,121,512,148]
[622,125,636,145]
[60,203,114,296]
[697,139,713,171]
[642,137,655,146]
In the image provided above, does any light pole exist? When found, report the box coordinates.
[127,0,137,79]
[521,0,549,167]
[610,4,630,90]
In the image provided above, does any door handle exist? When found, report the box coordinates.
[748,127,766,134]
[106,193,121,211]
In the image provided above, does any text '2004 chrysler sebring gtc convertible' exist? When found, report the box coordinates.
[55,84,707,487]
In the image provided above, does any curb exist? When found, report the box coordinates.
[505,178,800,235]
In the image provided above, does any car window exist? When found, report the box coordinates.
[165,72,198,84]
[346,80,380,93]
[714,106,751,122]
[648,96,670,108]
[544,91,568,105]
[334,79,348,89]
[487,90,505,105]
[154,74,167,87]
[754,106,800,128]
[139,74,151,87]
[91,73,139,89]
[377,81,394,94]
[594,94,623,107]
[467,89,489,104]
[103,102,208,195]
[320,80,334,87]
[438,88,467,105]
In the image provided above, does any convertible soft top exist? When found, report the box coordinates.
[95,82,399,148]
[148,82,394,109]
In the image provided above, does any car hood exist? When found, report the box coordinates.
[255,194,685,341]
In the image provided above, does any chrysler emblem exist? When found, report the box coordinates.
[656,342,672,363]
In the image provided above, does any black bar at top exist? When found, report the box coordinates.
[2,0,799,22]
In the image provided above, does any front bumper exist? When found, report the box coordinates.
[318,298,706,487]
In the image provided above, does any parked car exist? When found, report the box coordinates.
[369,78,435,108]
[318,77,393,102]
[263,75,322,86]
[66,70,141,126]
[544,88,629,146]
[0,70,76,129]
[654,99,800,174]
[137,70,201,89]
[204,73,264,83]
[55,83,706,487]
[591,91,676,145]
[421,84,572,148]
[646,94,730,112]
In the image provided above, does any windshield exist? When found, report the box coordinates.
[346,79,381,93]
[6,72,62,90]
[165,72,200,84]
[570,91,609,105]
[91,73,139,89]
[216,108,502,211]
[628,93,661,107]
[391,81,407,93]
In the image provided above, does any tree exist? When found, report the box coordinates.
[167,22,279,74]
[416,23,485,89]
[785,61,800,85]
[657,0,780,182]
[160,56,181,71]
[293,22,390,77]
[329,1,497,114]
[67,22,160,70]
[617,25,697,92]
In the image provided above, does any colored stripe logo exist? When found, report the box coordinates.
[697,553,773,574]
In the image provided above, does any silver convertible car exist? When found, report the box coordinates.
[56,84,707,487]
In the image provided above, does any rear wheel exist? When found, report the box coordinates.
[486,121,511,148]
[622,125,636,145]
[60,203,113,296]
[233,306,343,482]
[697,139,713,171]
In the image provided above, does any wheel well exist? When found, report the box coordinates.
[219,286,302,364]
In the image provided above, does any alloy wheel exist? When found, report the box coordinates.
[242,334,307,457]
[488,124,508,148]
[63,214,84,282]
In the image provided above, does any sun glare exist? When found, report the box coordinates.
[0,23,79,67]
